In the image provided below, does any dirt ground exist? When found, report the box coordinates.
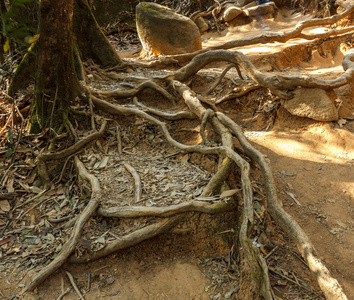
[0,8,353,300]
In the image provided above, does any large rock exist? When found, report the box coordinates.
[283,88,339,121]
[136,2,202,55]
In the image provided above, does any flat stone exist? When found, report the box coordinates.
[136,2,202,55]
[283,88,339,121]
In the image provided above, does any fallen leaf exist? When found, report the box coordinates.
[0,200,10,212]
[0,236,15,246]
[220,189,240,199]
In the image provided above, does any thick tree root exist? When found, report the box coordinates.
[158,5,354,64]
[97,199,236,218]
[68,215,184,263]
[171,50,354,98]
[92,80,176,104]
[133,97,196,120]
[92,89,273,297]
[37,120,107,185]
[216,112,348,300]
[24,157,101,292]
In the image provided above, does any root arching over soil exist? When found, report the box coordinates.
[1,2,354,300]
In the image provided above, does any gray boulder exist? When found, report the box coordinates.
[136,2,202,55]
[283,88,339,121]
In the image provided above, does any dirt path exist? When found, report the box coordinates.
[247,125,354,298]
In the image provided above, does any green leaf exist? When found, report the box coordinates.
[4,148,14,158]
[6,126,13,141]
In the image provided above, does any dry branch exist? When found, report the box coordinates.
[68,215,183,263]
[23,157,101,292]
[216,112,348,300]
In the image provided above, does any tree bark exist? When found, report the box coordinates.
[73,0,123,67]
[29,0,81,133]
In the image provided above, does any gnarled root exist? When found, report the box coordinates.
[24,157,101,292]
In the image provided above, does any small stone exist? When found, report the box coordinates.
[223,6,243,22]
[246,3,275,18]
[194,17,209,33]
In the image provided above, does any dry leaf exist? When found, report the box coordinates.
[220,189,240,199]
[0,200,10,212]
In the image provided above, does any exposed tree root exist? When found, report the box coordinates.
[24,157,101,292]
[215,85,262,104]
[87,46,352,296]
[97,199,236,218]
[133,97,196,120]
[206,63,243,95]
[158,5,354,64]
[123,162,142,203]
[92,80,176,104]
[216,112,348,300]
[22,20,354,297]
[68,215,184,263]
[171,49,354,98]
[37,120,107,185]
[91,90,273,297]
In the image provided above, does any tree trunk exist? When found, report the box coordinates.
[73,0,123,67]
[28,0,81,133]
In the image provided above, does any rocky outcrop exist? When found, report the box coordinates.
[283,88,339,121]
[136,2,202,56]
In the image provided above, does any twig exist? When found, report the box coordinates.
[56,287,70,300]
[15,189,48,209]
[115,121,122,155]
[269,267,312,292]
[66,271,84,300]
[123,162,142,203]
[265,245,278,259]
